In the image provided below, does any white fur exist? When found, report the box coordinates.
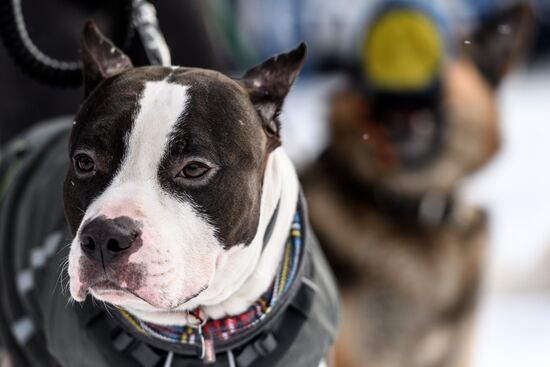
[68,77,300,326]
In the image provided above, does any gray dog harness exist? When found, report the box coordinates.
[0,119,339,367]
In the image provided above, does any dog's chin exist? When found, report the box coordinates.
[86,286,162,310]
[89,287,144,307]
[73,279,149,310]
[80,280,209,312]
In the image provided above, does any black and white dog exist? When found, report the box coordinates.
[0,21,338,367]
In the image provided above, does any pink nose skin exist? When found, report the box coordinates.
[100,201,146,221]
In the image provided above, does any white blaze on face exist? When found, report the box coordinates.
[68,79,224,310]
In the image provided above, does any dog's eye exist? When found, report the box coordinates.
[74,154,95,174]
[179,162,210,179]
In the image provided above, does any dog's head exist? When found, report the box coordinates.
[64,21,305,311]
[328,4,532,195]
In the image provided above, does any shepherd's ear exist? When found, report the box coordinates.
[81,20,133,96]
[240,43,307,147]
[462,4,533,88]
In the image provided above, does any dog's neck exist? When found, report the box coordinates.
[125,148,299,325]
[322,150,454,228]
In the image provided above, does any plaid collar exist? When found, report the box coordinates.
[118,209,303,347]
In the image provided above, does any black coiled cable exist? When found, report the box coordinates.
[0,0,134,87]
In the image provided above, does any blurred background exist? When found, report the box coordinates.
[1,0,549,366]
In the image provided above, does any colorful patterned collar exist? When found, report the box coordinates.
[117,209,303,351]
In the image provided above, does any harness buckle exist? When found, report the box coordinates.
[188,309,216,364]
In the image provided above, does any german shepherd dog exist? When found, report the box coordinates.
[301,4,532,367]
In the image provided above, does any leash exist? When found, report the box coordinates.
[131,0,171,67]
[0,0,169,86]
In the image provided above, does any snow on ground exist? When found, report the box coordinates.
[473,292,550,367]
[464,63,550,367]
[282,62,550,366]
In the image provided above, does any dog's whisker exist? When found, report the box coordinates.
[55,258,71,296]
[55,241,73,255]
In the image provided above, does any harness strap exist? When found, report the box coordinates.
[262,198,281,250]
[321,150,454,227]
[235,275,317,367]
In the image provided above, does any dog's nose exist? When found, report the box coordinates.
[79,216,141,266]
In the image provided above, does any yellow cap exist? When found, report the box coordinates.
[362,9,442,90]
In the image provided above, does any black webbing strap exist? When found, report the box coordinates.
[234,273,316,367]
[320,150,454,227]
[262,198,281,251]
[81,301,164,367]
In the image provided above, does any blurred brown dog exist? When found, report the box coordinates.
[302,4,532,367]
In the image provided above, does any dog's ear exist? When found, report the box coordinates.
[462,4,533,88]
[240,43,307,148]
[81,20,133,96]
